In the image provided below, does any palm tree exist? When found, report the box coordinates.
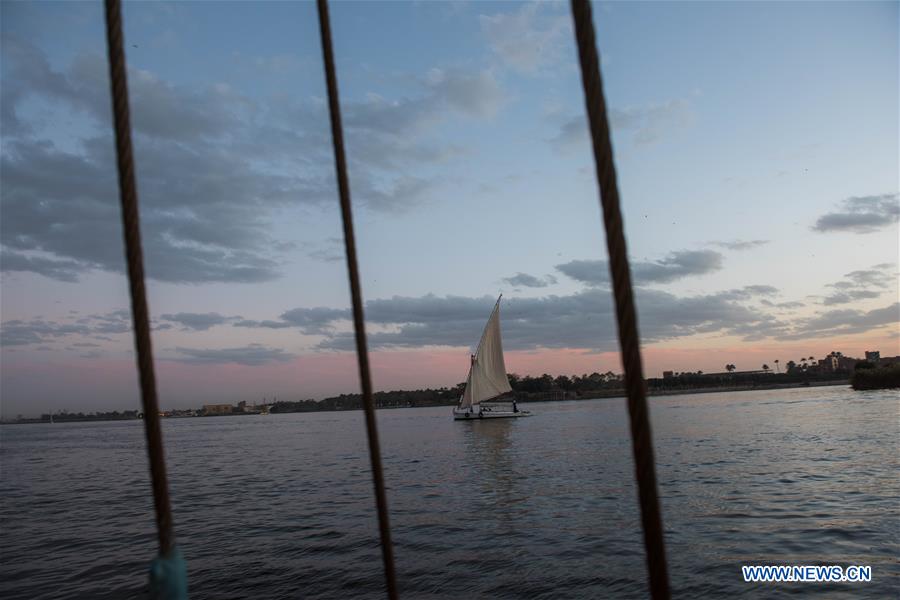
[774,359,780,373]
[762,364,770,373]
[726,364,736,373]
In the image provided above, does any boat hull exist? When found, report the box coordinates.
[452,404,531,420]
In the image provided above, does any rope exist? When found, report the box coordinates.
[316,2,399,598]
[569,1,671,598]
[103,0,175,560]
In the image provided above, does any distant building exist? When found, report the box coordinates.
[836,356,858,371]
[817,351,862,372]
[818,355,839,372]
[865,351,881,363]
[662,371,674,379]
[237,400,264,414]
[203,404,233,416]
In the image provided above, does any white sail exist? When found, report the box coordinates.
[459,298,512,408]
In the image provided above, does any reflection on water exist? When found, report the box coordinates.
[465,420,524,534]
[1,386,897,599]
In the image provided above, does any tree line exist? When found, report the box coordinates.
[269,364,866,413]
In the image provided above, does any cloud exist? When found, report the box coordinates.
[279,307,351,335]
[741,285,779,296]
[812,193,899,234]
[822,290,883,305]
[502,272,557,288]
[350,175,436,214]
[181,288,897,354]
[821,263,896,305]
[780,303,899,340]
[168,344,295,366]
[550,114,588,150]
[341,75,491,174]
[552,99,693,150]
[0,36,83,137]
[2,317,100,347]
[609,99,692,145]
[304,238,344,263]
[159,312,236,331]
[0,37,503,283]
[425,69,504,118]
[0,309,136,347]
[1,321,59,346]
[832,266,895,289]
[779,301,805,309]
[89,310,134,334]
[312,289,785,352]
[233,307,351,335]
[710,239,770,251]
[0,249,85,282]
[822,290,882,306]
[1,110,296,284]
[480,2,571,74]
[556,250,723,286]
[713,285,780,301]
[760,299,805,309]
[232,319,294,330]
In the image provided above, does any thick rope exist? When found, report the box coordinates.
[569,1,671,598]
[103,0,174,557]
[316,1,399,598]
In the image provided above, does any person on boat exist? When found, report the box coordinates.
[513,399,519,413]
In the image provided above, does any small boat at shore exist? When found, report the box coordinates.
[453,295,530,420]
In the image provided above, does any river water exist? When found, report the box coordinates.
[1,386,897,599]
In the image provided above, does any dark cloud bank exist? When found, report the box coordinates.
[812,193,899,234]
[556,249,723,286]
[4,290,897,364]
[0,37,503,284]
[5,250,897,363]
[232,291,897,357]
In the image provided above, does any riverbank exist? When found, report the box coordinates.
[513,379,849,403]
[2,379,856,424]
[645,379,849,397]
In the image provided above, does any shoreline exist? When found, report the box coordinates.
[644,379,850,398]
[526,379,850,403]
[1,380,854,424]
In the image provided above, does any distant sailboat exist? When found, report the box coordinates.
[453,295,530,420]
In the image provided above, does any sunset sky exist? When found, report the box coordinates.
[1,1,898,417]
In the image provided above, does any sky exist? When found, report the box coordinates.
[1,1,898,417]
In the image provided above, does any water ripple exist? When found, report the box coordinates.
[1,387,897,598]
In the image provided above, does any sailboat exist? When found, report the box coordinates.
[453,295,530,420]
